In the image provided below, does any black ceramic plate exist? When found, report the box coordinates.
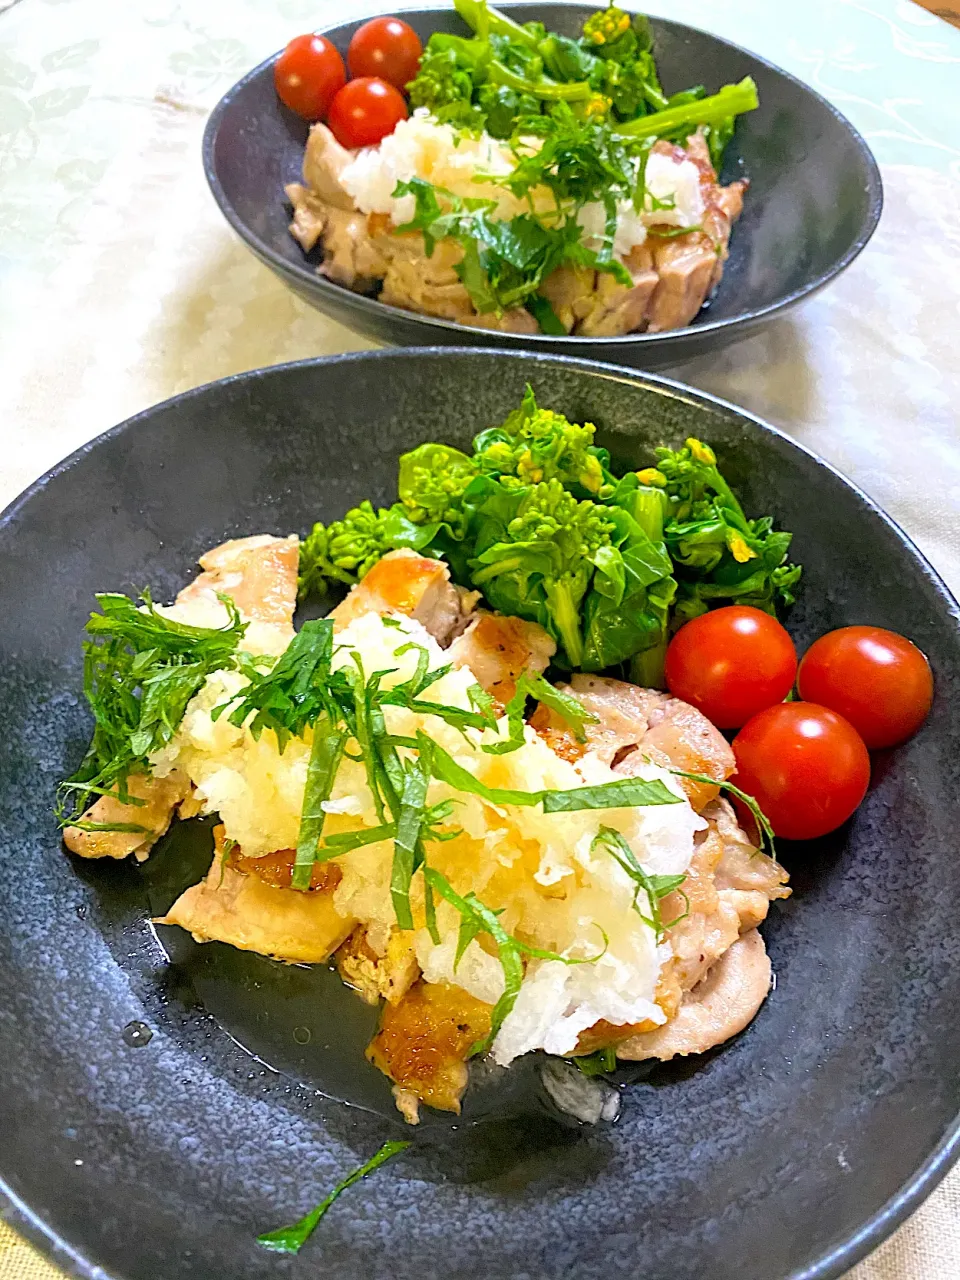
[203,4,882,369]
[2,349,958,1280]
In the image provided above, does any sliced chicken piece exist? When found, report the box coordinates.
[367,979,492,1121]
[316,205,390,289]
[658,814,742,996]
[531,675,663,764]
[374,231,478,323]
[538,263,596,333]
[330,550,478,647]
[709,795,790,901]
[448,611,556,705]
[172,532,299,632]
[682,131,747,226]
[644,132,746,333]
[613,699,736,812]
[659,798,788,991]
[336,926,420,1007]
[156,827,355,965]
[301,122,357,212]
[617,928,772,1061]
[531,674,734,812]
[460,307,541,335]
[574,798,788,1057]
[66,534,301,862]
[645,234,720,333]
[63,770,192,862]
[576,246,659,338]
[286,186,389,289]
[285,184,328,253]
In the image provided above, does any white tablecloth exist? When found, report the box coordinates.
[1,1,959,1276]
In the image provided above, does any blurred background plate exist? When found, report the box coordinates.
[203,4,882,368]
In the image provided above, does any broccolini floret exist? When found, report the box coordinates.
[298,501,393,598]
[397,442,477,537]
[295,391,800,682]
[473,385,608,495]
[582,6,632,49]
[653,437,801,619]
[406,35,487,126]
[469,478,615,666]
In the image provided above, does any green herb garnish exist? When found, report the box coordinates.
[649,437,802,626]
[58,591,248,826]
[666,767,778,858]
[257,1140,410,1254]
[592,826,688,939]
[392,176,631,321]
[483,669,598,756]
[293,718,348,889]
[425,733,681,812]
[390,740,434,929]
[575,1045,618,1075]
[424,866,606,1054]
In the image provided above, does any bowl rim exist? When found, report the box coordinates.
[201,2,884,351]
[2,345,956,1280]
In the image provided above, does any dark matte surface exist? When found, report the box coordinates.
[203,4,883,368]
[1,349,959,1280]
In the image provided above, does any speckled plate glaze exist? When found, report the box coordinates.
[202,4,882,369]
[1,349,959,1280]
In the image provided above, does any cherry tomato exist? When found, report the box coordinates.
[664,606,797,730]
[327,76,408,149]
[274,33,346,121]
[348,16,423,91]
[797,626,933,749]
[732,702,870,841]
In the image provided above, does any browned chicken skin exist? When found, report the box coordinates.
[157,827,355,965]
[367,979,492,1122]
[330,548,478,646]
[227,846,342,893]
[448,611,556,704]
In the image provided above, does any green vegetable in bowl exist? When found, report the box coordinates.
[473,384,608,494]
[406,1,758,149]
[649,437,803,623]
[298,501,437,599]
[298,387,801,686]
[468,476,615,668]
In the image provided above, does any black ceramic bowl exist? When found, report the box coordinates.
[1,349,958,1280]
[203,4,882,368]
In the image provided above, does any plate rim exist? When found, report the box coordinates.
[1,345,957,1280]
[201,2,884,353]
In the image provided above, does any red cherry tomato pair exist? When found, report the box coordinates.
[665,606,933,841]
[274,17,421,148]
